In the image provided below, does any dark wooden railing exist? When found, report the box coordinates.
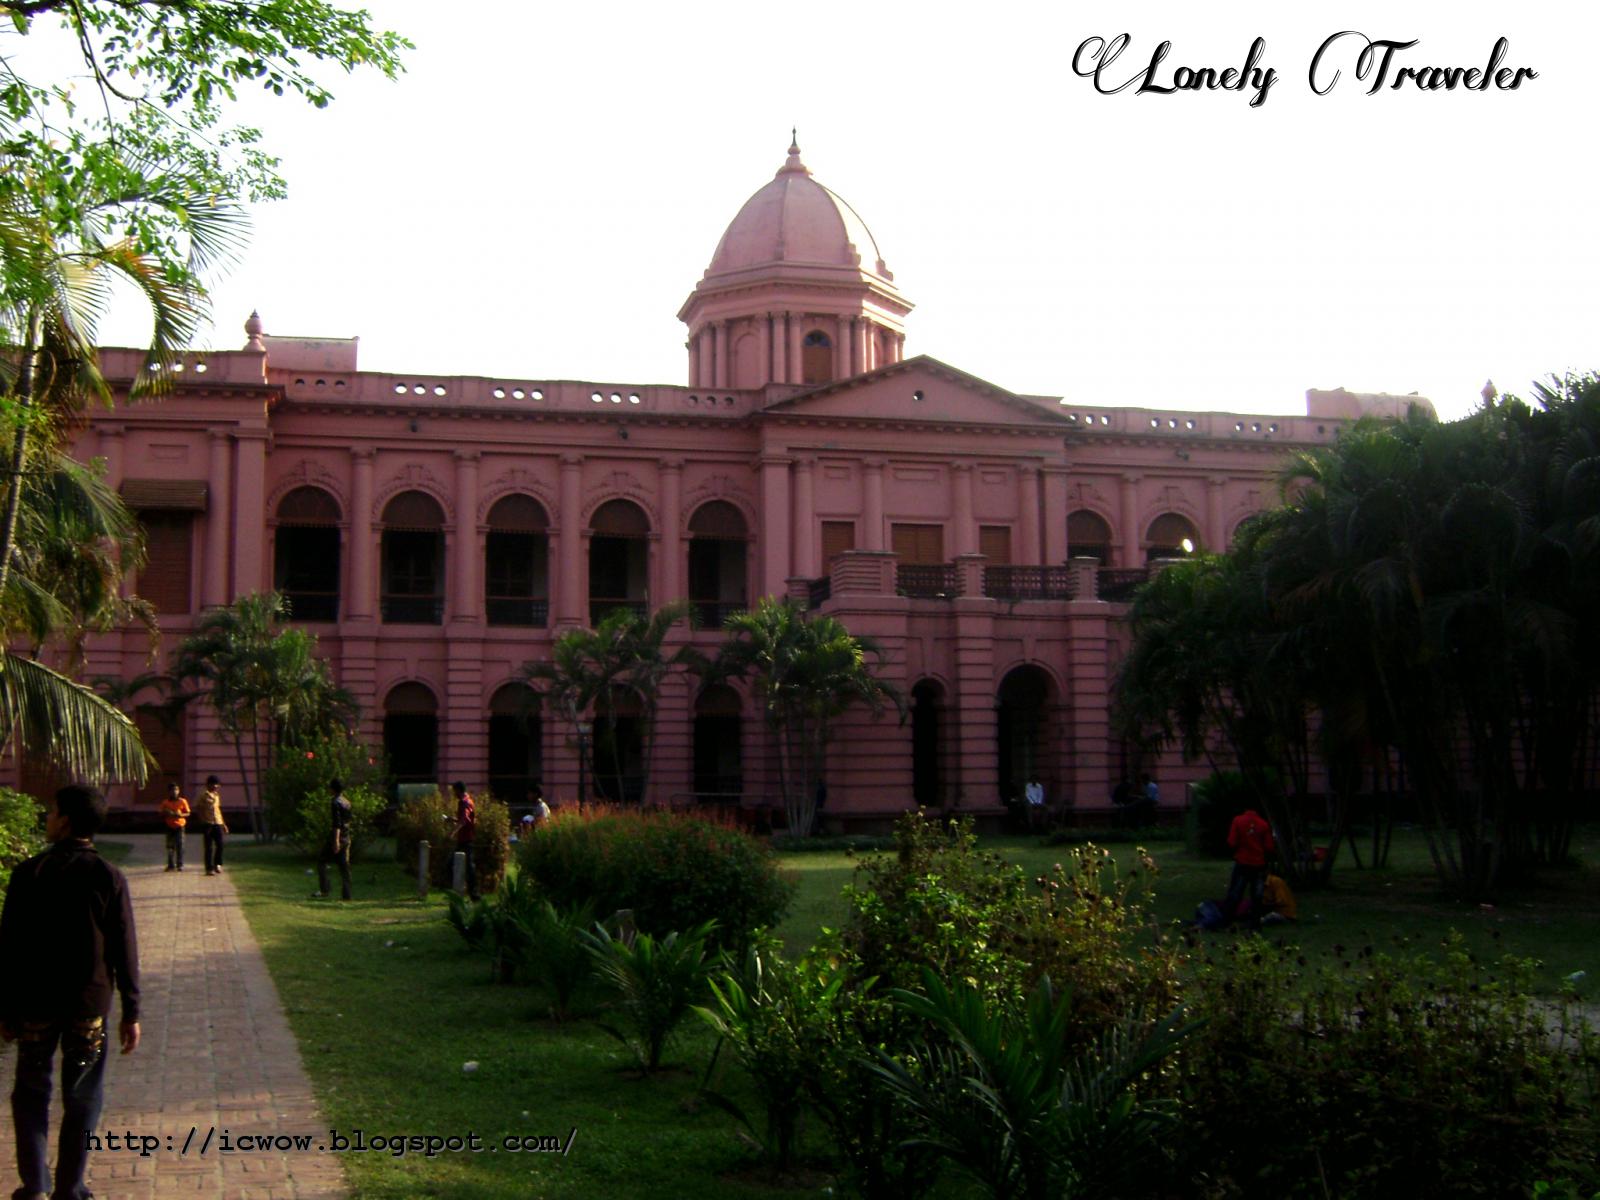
[807,575,832,608]
[283,590,339,622]
[381,594,444,624]
[486,596,550,627]
[983,565,1078,602]
[1097,568,1151,603]
[692,600,744,630]
[589,598,648,625]
[897,563,962,599]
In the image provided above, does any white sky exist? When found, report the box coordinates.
[75,1,1600,421]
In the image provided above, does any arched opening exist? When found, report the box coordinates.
[801,329,833,385]
[592,688,644,804]
[487,683,542,805]
[732,332,760,388]
[911,679,947,809]
[1067,509,1112,565]
[996,666,1054,807]
[693,684,743,799]
[589,499,649,625]
[1145,512,1201,562]
[274,486,342,622]
[381,491,445,624]
[688,500,748,629]
[485,494,550,626]
[383,682,438,787]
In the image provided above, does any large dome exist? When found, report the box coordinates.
[703,139,892,281]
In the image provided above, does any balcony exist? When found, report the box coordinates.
[1097,568,1151,603]
[692,600,744,630]
[983,565,1079,602]
[380,594,444,624]
[807,575,832,609]
[486,596,550,627]
[589,598,648,625]
[282,590,339,623]
[896,563,963,599]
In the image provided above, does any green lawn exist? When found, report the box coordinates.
[228,826,1599,1199]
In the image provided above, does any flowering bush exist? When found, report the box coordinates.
[394,789,510,893]
[0,788,45,900]
[262,730,384,846]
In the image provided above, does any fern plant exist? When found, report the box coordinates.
[584,918,718,1072]
[521,898,597,1020]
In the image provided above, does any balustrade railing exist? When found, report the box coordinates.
[807,575,832,608]
[1097,568,1150,603]
[692,600,745,630]
[486,596,550,627]
[380,594,444,624]
[983,565,1078,602]
[589,598,649,624]
[283,590,339,622]
[896,563,962,599]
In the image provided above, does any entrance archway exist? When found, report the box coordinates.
[488,683,541,803]
[592,688,644,803]
[911,679,947,809]
[693,684,743,798]
[996,666,1054,805]
[383,682,439,786]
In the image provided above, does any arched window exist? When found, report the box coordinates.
[693,684,742,798]
[383,682,438,786]
[487,683,541,804]
[274,486,341,621]
[687,500,748,629]
[485,495,550,627]
[381,491,445,624]
[1066,509,1112,565]
[589,499,650,625]
[801,329,833,385]
[1145,512,1201,562]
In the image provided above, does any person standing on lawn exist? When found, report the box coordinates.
[159,781,190,871]
[314,778,354,901]
[453,781,478,900]
[0,784,140,1200]
[192,774,228,876]
[1224,804,1276,925]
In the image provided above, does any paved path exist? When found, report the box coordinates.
[1,835,346,1199]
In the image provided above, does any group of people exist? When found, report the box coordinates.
[155,776,228,875]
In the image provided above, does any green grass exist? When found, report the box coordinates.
[229,826,1600,1198]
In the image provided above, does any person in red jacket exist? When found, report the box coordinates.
[1224,805,1276,925]
[452,781,478,901]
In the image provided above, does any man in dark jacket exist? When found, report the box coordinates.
[0,784,141,1200]
[314,778,354,901]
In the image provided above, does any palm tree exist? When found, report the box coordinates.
[521,603,694,805]
[709,598,904,837]
[0,148,242,786]
[173,592,355,837]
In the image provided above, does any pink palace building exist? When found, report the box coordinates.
[34,140,1428,826]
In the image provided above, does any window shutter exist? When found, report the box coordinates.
[891,523,944,565]
[979,525,1012,564]
[820,521,856,565]
[139,513,194,614]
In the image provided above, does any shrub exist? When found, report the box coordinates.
[472,794,511,894]
[1176,934,1599,1198]
[393,790,457,886]
[445,871,539,981]
[522,898,598,1020]
[518,806,792,949]
[262,730,385,846]
[584,918,718,1073]
[1187,768,1268,857]
[0,788,45,899]
[290,784,385,861]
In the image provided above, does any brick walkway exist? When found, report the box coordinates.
[1,835,346,1199]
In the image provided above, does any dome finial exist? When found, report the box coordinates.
[244,309,265,351]
[778,130,810,178]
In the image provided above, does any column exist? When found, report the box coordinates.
[862,458,885,550]
[854,318,870,375]
[97,425,125,487]
[758,455,792,597]
[835,315,851,379]
[791,457,815,578]
[712,322,727,389]
[687,338,698,388]
[696,329,712,389]
[773,313,789,384]
[1119,472,1142,568]
[203,430,232,607]
[1018,464,1041,566]
[349,449,376,620]
[1042,468,1069,564]
[557,455,583,626]
[786,315,803,384]
[757,315,771,387]
[1206,476,1227,551]
[231,429,267,595]
[450,450,480,623]
[660,460,683,602]
[952,463,977,556]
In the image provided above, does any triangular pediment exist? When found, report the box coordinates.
[761,356,1067,428]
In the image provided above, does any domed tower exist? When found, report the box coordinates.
[679,137,913,389]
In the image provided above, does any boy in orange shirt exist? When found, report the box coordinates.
[159,782,190,872]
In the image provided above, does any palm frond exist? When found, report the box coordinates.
[0,651,151,784]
